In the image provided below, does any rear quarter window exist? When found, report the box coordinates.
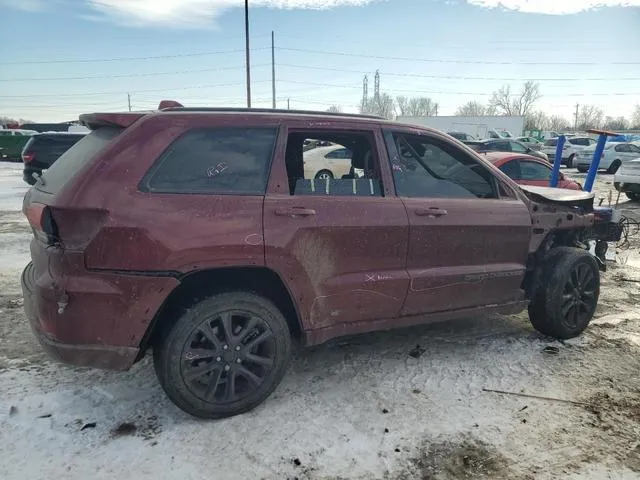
[140,127,277,195]
[36,127,122,194]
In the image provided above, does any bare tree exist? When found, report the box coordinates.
[455,101,490,116]
[549,115,571,131]
[631,105,640,129]
[524,111,550,131]
[490,81,541,117]
[361,93,395,120]
[326,105,342,113]
[577,105,604,130]
[396,96,437,117]
[603,116,630,131]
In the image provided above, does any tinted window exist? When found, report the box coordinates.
[0,131,11,136]
[143,128,277,195]
[544,139,558,147]
[510,142,528,153]
[615,144,629,153]
[37,127,122,194]
[520,161,551,181]
[498,160,520,179]
[389,133,497,199]
[325,148,352,159]
[569,138,588,146]
[629,144,640,153]
[488,141,511,151]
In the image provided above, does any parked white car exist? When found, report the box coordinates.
[575,142,640,174]
[303,145,354,180]
[541,137,597,168]
[614,158,640,202]
[516,136,543,150]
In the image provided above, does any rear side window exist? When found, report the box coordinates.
[569,138,589,146]
[37,127,122,194]
[544,139,557,146]
[141,128,277,195]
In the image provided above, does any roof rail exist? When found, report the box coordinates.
[159,106,384,120]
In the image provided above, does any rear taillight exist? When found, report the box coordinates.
[25,203,58,245]
[22,152,35,163]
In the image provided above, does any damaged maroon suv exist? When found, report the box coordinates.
[22,104,601,418]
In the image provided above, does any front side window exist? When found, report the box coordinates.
[510,142,528,153]
[629,144,640,154]
[388,133,497,199]
[519,161,551,181]
[141,127,277,195]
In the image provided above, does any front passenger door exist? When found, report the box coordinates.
[384,130,531,316]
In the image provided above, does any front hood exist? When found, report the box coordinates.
[519,185,594,210]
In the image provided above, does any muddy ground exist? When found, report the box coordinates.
[0,163,639,480]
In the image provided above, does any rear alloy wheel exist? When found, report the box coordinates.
[315,170,334,180]
[154,292,292,419]
[626,192,640,202]
[566,154,576,168]
[529,247,599,339]
[607,160,621,174]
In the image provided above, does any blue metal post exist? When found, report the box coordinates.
[549,135,565,188]
[583,134,607,192]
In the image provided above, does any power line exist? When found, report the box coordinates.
[276,47,640,66]
[0,48,269,66]
[0,80,272,99]
[277,63,640,82]
[0,64,270,82]
[277,80,640,97]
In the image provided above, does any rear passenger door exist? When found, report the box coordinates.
[263,126,409,332]
[384,130,531,315]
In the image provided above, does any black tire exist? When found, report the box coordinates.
[607,160,621,174]
[577,166,589,173]
[528,247,599,339]
[626,192,640,202]
[566,154,575,168]
[154,292,292,419]
[314,169,334,180]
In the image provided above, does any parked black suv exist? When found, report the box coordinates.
[22,132,86,185]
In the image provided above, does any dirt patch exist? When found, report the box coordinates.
[394,439,518,480]
[583,390,640,472]
[110,416,162,441]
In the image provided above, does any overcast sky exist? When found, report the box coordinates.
[1,0,639,122]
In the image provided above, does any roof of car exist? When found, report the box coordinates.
[480,151,545,164]
[80,106,439,131]
[32,131,88,137]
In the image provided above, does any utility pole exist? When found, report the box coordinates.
[287,98,290,110]
[271,31,276,109]
[244,0,251,108]
[127,93,131,112]
[574,103,579,131]
[434,103,439,116]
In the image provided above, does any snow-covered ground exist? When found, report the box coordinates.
[0,162,639,480]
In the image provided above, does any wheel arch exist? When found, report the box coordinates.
[139,266,304,357]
